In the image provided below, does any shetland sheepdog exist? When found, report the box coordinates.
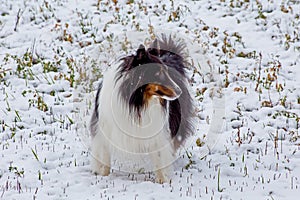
[90,35,194,183]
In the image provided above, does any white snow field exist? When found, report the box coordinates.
[1,0,300,199]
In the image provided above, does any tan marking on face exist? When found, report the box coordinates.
[143,83,176,105]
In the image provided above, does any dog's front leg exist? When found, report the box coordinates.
[91,133,111,176]
[151,145,174,183]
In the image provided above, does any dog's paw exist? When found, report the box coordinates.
[155,176,171,184]
[91,159,110,176]
[155,169,172,184]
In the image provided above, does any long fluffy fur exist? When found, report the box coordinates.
[150,35,194,149]
[90,35,194,182]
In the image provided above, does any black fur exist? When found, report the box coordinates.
[94,81,103,118]
[128,85,149,119]
[90,81,102,138]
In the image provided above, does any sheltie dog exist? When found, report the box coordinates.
[90,35,194,183]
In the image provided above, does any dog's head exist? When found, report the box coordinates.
[118,43,183,114]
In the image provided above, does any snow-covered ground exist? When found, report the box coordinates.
[1,0,300,199]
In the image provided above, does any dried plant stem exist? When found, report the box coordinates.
[14,9,23,32]
[255,53,263,92]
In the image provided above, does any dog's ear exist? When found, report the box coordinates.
[136,44,147,60]
[148,39,160,56]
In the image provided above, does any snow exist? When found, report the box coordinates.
[1,0,300,199]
